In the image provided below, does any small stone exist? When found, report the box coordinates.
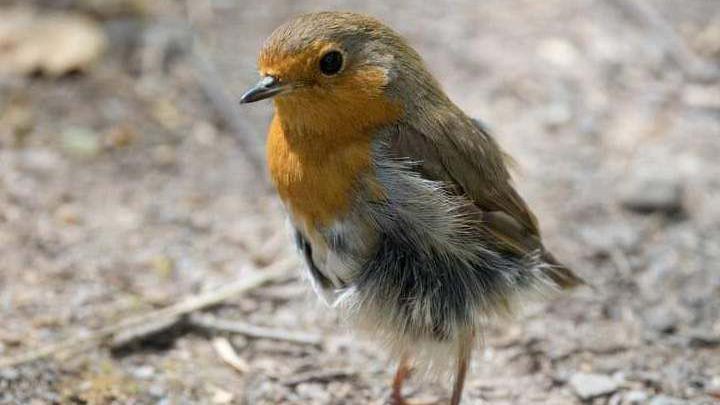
[152,144,177,166]
[132,365,155,379]
[55,204,81,225]
[105,125,138,148]
[687,329,720,348]
[62,127,101,158]
[152,99,183,130]
[149,255,175,279]
[682,84,720,110]
[580,322,637,353]
[629,371,662,386]
[624,390,649,404]
[0,330,23,347]
[193,121,217,146]
[608,392,623,405]
[645,305,681,334]
[2,102,34,145]
[19,149,62,174]
[211,388,234,404]
[579,222,640,253]
[295,382,331,403]
[619,175,684,215]
[708,376,720,398]
[0,368,19,381]
[649,395,688,405]
[537,38,579,68]
[148,384,165,398]
[544,102,573,128]
[569,372,619,400]
[0,8,107,77]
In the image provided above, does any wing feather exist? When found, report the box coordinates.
[384,118,583,288]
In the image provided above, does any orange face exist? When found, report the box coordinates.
[240,15,408,228]
[258,40,342,88]
[251,40,401,138]
[243,39,401,228]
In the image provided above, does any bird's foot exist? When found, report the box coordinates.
[390,392,409,405]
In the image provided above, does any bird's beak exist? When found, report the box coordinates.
[240,76,288,104]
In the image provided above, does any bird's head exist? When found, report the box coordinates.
[241,12,444,134]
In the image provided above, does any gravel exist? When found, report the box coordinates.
[619,174,685,216]
[1,0,718,403]
[569,372,620,400]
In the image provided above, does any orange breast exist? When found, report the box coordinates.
[267,115,374,228]
[265,66,402,229]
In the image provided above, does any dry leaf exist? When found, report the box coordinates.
[212,337,249,374]
[0,7,107,77]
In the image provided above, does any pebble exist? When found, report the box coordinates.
[579,222,640,252]
[148,384,166,398]
[624,390,649,404]
[682,84,720,110]
[19,149,63,174]
[0,368,19,381]
[132,365,155,379]
[544,102,573,128]
[645,305,682,334]
[581,322,636,353]
[152,144,177,166]
[537,38,580,68]
[687,329,720,348]
[649,395,688,405]
[104,125,138,148]
[569,372,619,399]
[0,8,107,77]
[211,388,234,404]
[296,382,331,403]
[61,127,101,158]
[619,175,684,215]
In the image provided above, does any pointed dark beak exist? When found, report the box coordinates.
[240,76,287,104]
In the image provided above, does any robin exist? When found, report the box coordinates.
[241,11,583,405]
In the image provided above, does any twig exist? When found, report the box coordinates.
[188,46,267,173]
[186,33,269,179]
[0,258,297,368]
[282,368,356,386]
[111,312,186,349]
[138,20,270,181]
[189,313,323,347]
[608,0,719,79]
[212,336,249,373]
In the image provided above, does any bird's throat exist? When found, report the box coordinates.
[266,71,402,229]
[266,113,375,229]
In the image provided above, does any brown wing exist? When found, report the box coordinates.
[387,118,583,289]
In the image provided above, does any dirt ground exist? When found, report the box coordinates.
[1,0,719,404]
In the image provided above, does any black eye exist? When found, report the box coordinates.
[319,50,343,75]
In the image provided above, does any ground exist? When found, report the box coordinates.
[1,0,719,404]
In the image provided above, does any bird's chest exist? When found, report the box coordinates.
[266,117,374,229]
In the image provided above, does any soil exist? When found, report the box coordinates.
[1,0,719,404]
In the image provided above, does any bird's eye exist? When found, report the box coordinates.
[319,50,343,75]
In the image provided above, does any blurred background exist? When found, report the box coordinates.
[0,0,718,403]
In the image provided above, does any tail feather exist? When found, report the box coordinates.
[541,250,586,289]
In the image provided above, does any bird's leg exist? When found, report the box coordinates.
[450,332,473,405]
[391,352,412,405]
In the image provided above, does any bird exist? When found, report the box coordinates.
[240,11,583,405]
